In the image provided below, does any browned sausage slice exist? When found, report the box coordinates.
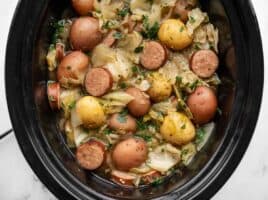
[140,41,167,70]
[76,140,106,170]
[84,68,113,97]
[56,43,65,62]
[47,81,61,110]
[102,30,117,47]
[111,170,136,186]
[190,49,219,78]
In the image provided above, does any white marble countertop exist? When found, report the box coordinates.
[0,1,268,199]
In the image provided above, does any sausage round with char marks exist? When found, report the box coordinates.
[190,49,219,78]
[84,67,113,97]
[76,140,106,170]
[140,41,167,70]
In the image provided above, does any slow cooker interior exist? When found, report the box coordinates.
[33,0,236,199]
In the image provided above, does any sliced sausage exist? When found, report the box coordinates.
[112,137,148,171]
[70,17,102,51]
[76,140,106,170]
[102,30,117,47]
[142,170,161,184]
[72,0,94,16]
[126,87,151,117]
[173,0,196,22]
[187,86,218,124]
[57,51,89,88]
[190,49,219,78]
[47,82,61,110]
[140,41,167,70]
[111,170,136,186]
[108,113,137,133]
[56,43,65,62]
[84,68,113,97]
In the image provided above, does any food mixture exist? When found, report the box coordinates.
[46,0,221,187]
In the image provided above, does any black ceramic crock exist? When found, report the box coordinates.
[5,0,263,199]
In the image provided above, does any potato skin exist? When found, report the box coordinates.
[70,17,102,51]
[126,87,151,117]
[76,96,105,128]
[158,19,192,50]
[72,0,94,16]
[147,73,172,102]
[160,112,196,145]
[187,86,218,124]
[112,137,148,171]
[57,51,89,88]
[108,113,137,133]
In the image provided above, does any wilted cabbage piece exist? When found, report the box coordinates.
[186,8,208,35]
[147,144,181,172]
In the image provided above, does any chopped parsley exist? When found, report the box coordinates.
[103,128,112,135]
[136,119,148,131]
[189,80,199,90]
[180,26,185,32]
[176,76,182,84]
[181,123,186,129]
[181,148,189,156]
[135,134,152,142]
[68,101,76,110]
[195,128,206,144]
[151,177,164,186]
[134,46,144,53]
[117,110,128,123]
[132,65,146,76]
[189,16,196,24]
[113,31,123,39]
[102,20,115,30]
[119,82,127,89]
[117,6,130,18]
[141,15,159,39]
[51,19,67,44]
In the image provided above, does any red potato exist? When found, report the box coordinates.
[70,17,102,51]
[187,86,218,124]
[56,43,65,62]
[47,82,61,110]
[72,0,94,16]
[84,68,113,97]
[102,30,117,47]
[112,137,148,171]
[126,87,151,117]
[57,51,89,88]
[173,0,193,22]
[111,170,136,186]
[142,170,161,184]
[76,140,106,170]
[140,41,167,70]
[190,49,219,78]
[108,113,137,133]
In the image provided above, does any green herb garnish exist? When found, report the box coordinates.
[189,80,199,90]
[141,15,159,39]
[195,128,206,144]
[113,31,123,39]
[51,19,67,44]
[151,178,163,186]
[119,82,127,89]
[136,119,148,131]
[117,7,130,18]
[102,20,114,30]
[134,46,144,53]
[68,101,76,110]
[189,16,196,24]
[181,124,186,129]
[135,134,152,142]
[103,128,112,135]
